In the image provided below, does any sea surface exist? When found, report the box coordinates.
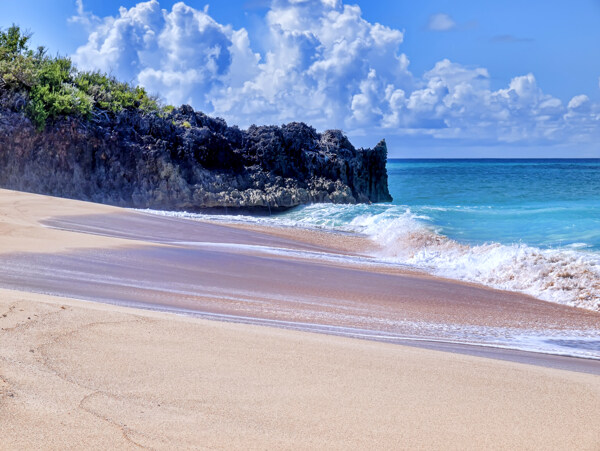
[147,159,600,312]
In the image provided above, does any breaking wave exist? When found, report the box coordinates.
[142,203,600,312]
[346,207,600,311]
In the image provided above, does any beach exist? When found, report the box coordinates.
[1,188,600,449]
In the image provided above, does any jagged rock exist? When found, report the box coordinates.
[0,99,392,211]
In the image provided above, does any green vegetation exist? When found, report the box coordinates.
[74,71,159,115]
[0,25,162,130]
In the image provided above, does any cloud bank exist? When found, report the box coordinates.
[71,0,600,148]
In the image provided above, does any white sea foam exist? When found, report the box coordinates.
[347,209,600,311]
[139,206,600,312]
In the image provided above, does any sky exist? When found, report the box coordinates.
[1,0,599,157]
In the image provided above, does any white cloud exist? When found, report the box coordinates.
[72,1,258,110]
[71,0,600,147]
[214,0,409,129]
[68,0,100,28]
[568,94,590,111]
[427,13,456,32]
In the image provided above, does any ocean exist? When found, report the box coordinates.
[147,159,600,312]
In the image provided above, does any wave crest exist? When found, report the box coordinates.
[349,209,600,311]
[141,204,600,311]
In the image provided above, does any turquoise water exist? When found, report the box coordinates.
[387,159,600,251]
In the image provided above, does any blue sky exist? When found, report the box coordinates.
[1,0,599,157]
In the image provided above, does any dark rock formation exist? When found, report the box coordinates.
[0,98,392,211]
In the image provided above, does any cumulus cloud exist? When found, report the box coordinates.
[427,13,456,32]
[568,94,590,111]
[212,0,409,129]
[68,0,101,28]
[71,0,600,147]
[374,61,576,143]
[72,1,258,109]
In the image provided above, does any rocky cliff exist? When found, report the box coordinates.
[0,100,392,211]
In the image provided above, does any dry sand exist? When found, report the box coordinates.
[1,188,600,450]
[0,189,138,254]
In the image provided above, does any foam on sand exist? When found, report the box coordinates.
[350,208,600,311]
[143,205,600,312]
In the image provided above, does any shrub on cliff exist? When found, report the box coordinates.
[27,57,93,129]
[0,25,40,90]
[0,25,160,130]
[74,71,159,115]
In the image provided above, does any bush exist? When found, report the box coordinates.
[27,57,93,129]
[74,71,159,114]
[0,24,31,58]
[0,25,39,89]
[0,25,162,130]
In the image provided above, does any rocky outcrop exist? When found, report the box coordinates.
[0,99,392,211]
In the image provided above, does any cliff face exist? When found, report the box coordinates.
[0,102,392,211]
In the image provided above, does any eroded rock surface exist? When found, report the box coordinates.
[0,99,391,211]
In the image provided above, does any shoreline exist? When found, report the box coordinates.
[3,283,600,373]
[2,188,600,448]
[140,204,600,313]
[1,189,598,359]
[66,293,600,373]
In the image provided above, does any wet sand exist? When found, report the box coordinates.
[2,189,600,357]
[1,188,600,449]
[31,210,600,357]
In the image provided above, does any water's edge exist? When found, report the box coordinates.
[142,206,600,312]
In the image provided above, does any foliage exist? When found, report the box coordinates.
[0,25,161,130]
[0,25,41,90]
[0,24,32,58]
[74,71,159,115]
[162,104,175,115]
[27,57,93,129]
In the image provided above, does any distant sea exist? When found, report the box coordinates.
[149,159,600,311]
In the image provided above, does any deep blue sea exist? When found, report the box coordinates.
[149,159,600,311]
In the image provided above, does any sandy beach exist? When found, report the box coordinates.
[1,188,600,449]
